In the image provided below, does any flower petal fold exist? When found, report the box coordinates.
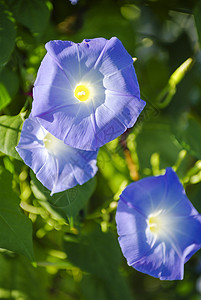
[132,241,184,280]
[16,116,98,194]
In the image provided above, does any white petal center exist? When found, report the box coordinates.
[43,132,68,155]
[148,210,171,238]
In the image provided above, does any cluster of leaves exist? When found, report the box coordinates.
[1,0,201,299]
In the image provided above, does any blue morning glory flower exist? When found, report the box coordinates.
[69,0,78,4]
[116,168,201,280]
[31,37,145,151]
[16,116,98,195]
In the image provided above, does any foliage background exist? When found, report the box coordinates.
[0,0,201,299]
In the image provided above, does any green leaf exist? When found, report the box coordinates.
[0,3,16,70]
[7,0,51,37]
[0,66,19,110]
[80,273,133,300]
[174,115,201,159]
[0,253,48,299]
[72,0,136,54]
[0,114,24,159]
[30,171,96,223]
[194,0,201,45]
[0,82,11,111]
[0,168,34,260]
[136,117,182,170]
[98,145,129,194]
[64,225,121,278]
[80,275,111,300]
[64,224,132,300]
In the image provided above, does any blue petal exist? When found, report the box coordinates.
[116,197,147,236]
[32,53,77,118]
[116,197,185,280]
[116,199,154,265]
[15,117,47,173]
[16,116,98,194]
[132,241,184,280]
[105,91,145,128]
[103,65,141,98]
[69,0,78,5]
[34,53,73,89]
[119,173,167,218]
[45,38,107,82]
[34,101,99,150]
[171,215,201,263]
[119,168,198,218]
[163,168,199,216]
[33,85,78,118]
[94,103,127,146]
[97,37,136,79]
[33,37,145,150]
[34,91,145,151]
[116,168,201,280]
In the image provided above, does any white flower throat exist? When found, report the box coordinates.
[148,209,170,237]
[43,132,67,155]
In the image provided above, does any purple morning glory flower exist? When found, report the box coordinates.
[116,168,201,280]
[32,37,145,151]
[16,116,98,195]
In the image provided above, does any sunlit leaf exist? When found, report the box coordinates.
[98,146,129,194]
[0,82,11,111]
[0,114,24,159]
[0,168,34,260]
[31,171,96,223]
[0,66,19,110]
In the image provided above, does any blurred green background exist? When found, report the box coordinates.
[1,0,201,299]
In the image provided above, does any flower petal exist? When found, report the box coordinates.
[116,168,201,280]
[105,91,145,128]
[16,116,98,194]
[33,37,145,150]
[132,241,184,280]
[171,215,201,262]
[35,101,99,150]
[116,199,154,265]
[119,173,167,218]
[33,85,78,118]
[103,65,141,98]
[163,168,199,216]
[97,37,135,79]
[45,38,108,82]
[34,53,73,89]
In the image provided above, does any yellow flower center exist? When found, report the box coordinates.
[74,84,90,102]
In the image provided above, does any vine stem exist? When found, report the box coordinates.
[120,128,139,181]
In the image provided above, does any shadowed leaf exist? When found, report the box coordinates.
[0,168,34,260]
